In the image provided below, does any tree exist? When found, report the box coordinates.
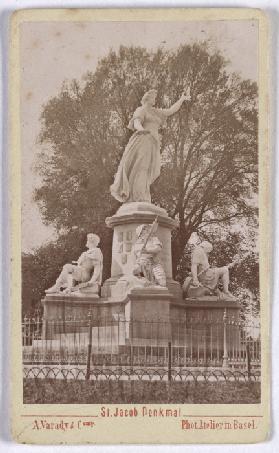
[27,43,258,315]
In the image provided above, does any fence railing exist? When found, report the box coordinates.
[22,313,261,375]
[23,366,261,383]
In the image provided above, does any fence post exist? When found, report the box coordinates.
[246,343,251,380]
[222,309,229,369]
[86,310,93,381]
[168,341,172,382]
[23,315,27,346]
[130,317,134,369]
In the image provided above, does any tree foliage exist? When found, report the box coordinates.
[24,43,259,315]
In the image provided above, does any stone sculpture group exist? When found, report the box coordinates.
[46,89,236,301]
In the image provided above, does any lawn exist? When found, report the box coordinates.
[23,378,260,404]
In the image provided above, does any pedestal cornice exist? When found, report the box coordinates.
[182,298,241,309]
[106,212,178,230]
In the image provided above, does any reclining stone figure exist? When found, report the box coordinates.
[45,233,103,295]
[183,241,236,300]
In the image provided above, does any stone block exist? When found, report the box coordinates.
[42,294,126,340]
[123,288,174,345]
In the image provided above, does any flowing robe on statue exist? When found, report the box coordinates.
[110,105,167,203]
[75,248,103,285]
[191,246,219,290]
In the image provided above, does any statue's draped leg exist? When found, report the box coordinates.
[110,133,160,203]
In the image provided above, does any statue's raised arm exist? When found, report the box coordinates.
[160,87,191,117]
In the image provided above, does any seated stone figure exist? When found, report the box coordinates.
[133,220,166,287]
[183,241,236,300]
[45,233,103,295]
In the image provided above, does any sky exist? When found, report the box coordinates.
[20,20,258,252]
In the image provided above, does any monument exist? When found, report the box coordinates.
[42,88,240,355]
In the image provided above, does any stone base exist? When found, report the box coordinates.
[102,276,182,300]
[125,287,173,321]
[124,288,174,345]
[171,297,241,322]
[42,293,241,354]
[41,294,126,340]
[116,201,168,217]
[42,287,175,344]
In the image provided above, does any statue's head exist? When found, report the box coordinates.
[86,233,100,248]
[141,89,157,106]
[200,241,213,254]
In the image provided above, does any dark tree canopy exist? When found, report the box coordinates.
[23,43,259,316]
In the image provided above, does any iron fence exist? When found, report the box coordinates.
[22,312,260,377]
[23,366,261,382]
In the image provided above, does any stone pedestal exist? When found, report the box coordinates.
[124,288,174,345]
[41,290,242,369]
[171,297,241,322]
[42,293,100,321]
[41,294,126,340]
[102,202,181,298]
[125,287,173,321]
[169,297,241,367]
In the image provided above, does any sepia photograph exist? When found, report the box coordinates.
[21,16,261,405]
[9,7,270,444]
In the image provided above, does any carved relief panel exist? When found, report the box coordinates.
[118,229,133,265]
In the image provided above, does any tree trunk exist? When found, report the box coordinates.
[171,225,193,281]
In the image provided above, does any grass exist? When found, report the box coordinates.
[23,379,260,404]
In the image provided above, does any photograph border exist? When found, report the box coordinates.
[10,7,270,444]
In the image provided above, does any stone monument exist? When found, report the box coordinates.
[103,88,189,300]
[42,87,240,359]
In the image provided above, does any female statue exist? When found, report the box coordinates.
[110,89,190,203]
